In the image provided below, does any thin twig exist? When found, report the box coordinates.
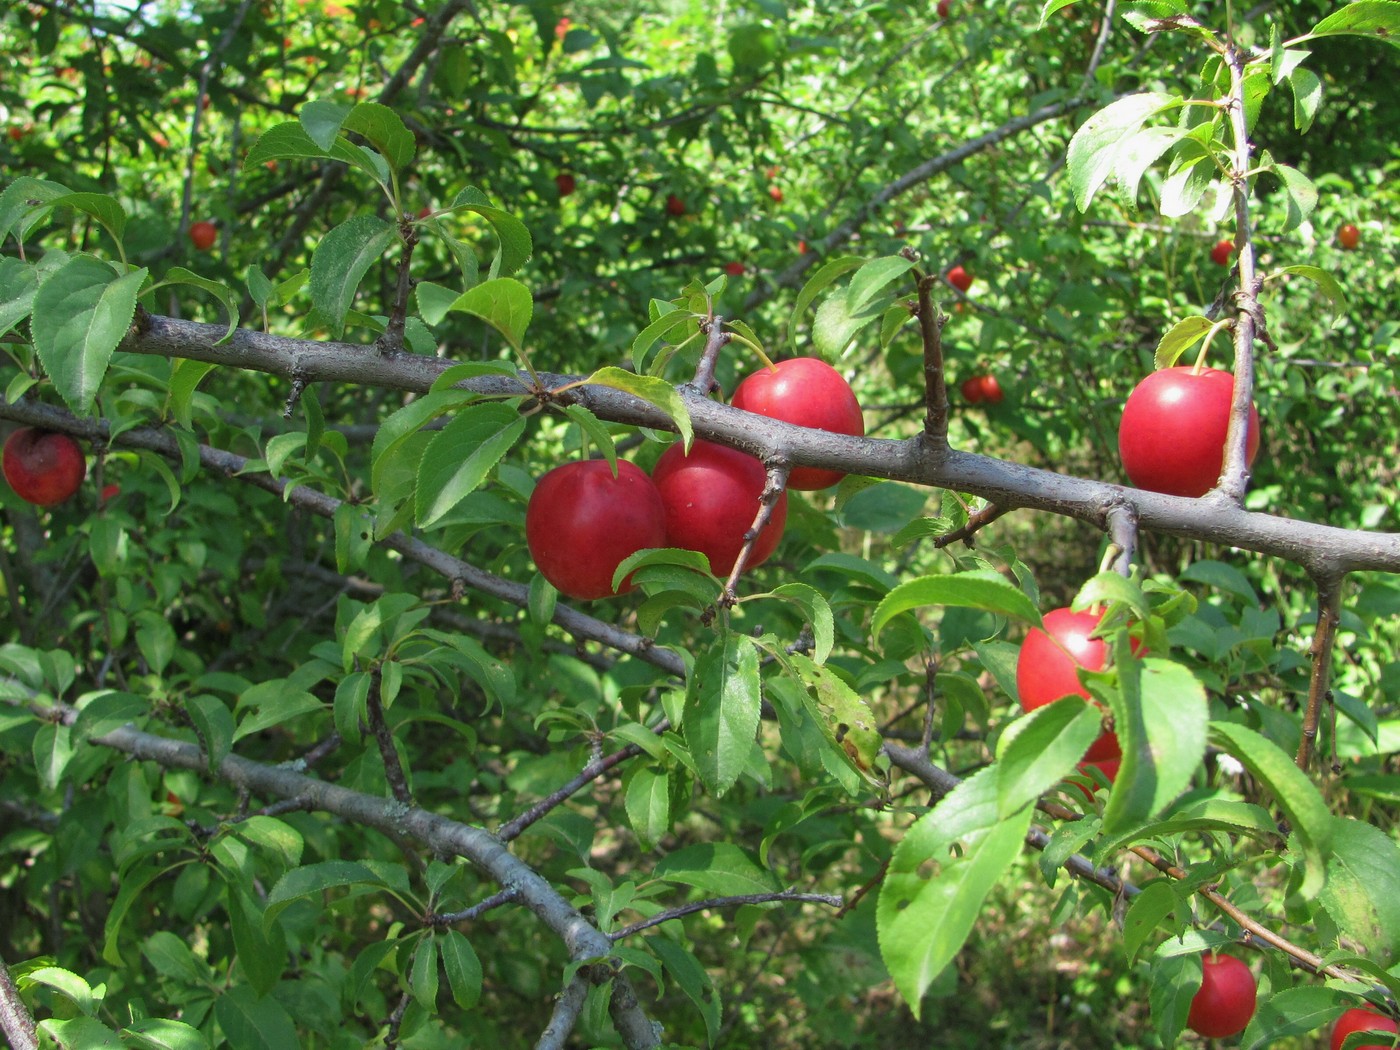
[914,270,950,445]
[1298,573,1344,772]
[933,503,1007,549]
[367,668,414,806]
[720,462,792,607]
[429,886,522,926]
[608,890,843,942]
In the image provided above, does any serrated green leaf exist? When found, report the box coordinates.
[769,583,835,665]
[1288,66,1323,133]
[584,366,693,449]
[415,402,526,527]
[309,214,398,338]
[343,101,416,172]
[877,766,1032,1018]
[1268,161,1318,232]
[300,98,353,149]
[1318,817,1400,960]
[227,885,287,996]
[649,936,721,1046]
[653,842,780,897]
[1209,721,1333,899]
[1153,315,1215,369]
[1301,1,1400,49]
[1278,264,1347,325]
[440,929,483,1010]
[0,257,39,336]
[625,766,671,850]
[213,987,298,1050]
[786,254,865,353]
[370,389,477,494]
[48,191,126,246]
[872,571,1042,644]
[683,632,761,796]
[120,1018,210,1050]
[1066,92,1176,211]
[847,255,916,314]
[185,694,234,773]
[448,277,533,351]
[264,860,385,926]
[31,255,147,414]
[155,267,238,343]
[0,176,73,245]
[1239,986,1344,1050]
[995,697,1101,817]
[449,193,533,276]
[71,690,146,742]
[1122,881,1182,962]
[788,653,882,781]
[1102,653,1208,835]
[812,290,884,358]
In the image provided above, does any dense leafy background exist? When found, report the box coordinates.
[1,0,1398,1048]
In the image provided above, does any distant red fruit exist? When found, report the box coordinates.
[1338,223,1361,251]
[555,172,577,197]
[797,239,808,254]
[665,193,686,217]
[937,0,951,17]
[961,376,984,403]
[188,221,217,251]
[724,261,745,277]
[977,375,1003,404]
[555,16,572,39]
[768,185,783,203]
[100,483,121,504]
[946,264,973,292]
[1210,239,1234,266]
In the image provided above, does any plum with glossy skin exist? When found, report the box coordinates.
[525,460,667,600]
[3,428,86,507]
[1187,955,1256,1039]
[1118,366,1260,498]
[730,357,864,490]
[652,440,787,576]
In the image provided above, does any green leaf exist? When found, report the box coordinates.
[1239,986,1344,1050]
[440,929,483,1009]
[38,1017,121,1048]
[299,98,353,149]
[121,1018,211,1050]
[653,842,780,897]
[1266,160,1318,232]
[584,366,693,449]
[769,583,835,665]
[683,632,761,796]
[1149,951,1200,1047]
[871,570,1042,644]
[877,766,1032,1018]
[812,290,885,358]
[33,723,74,788]
[1277,265,1348,325]
[410,935,439,1008]
[232,683,323,742]
[342,101,416,172]
[448,277,533,351]
[213,986,299,1050]
[1101,654,1209,835]
[48,191,126,246]
[788,653,883,781]
[167,359,219,430]
[649,936,721,1046]
[71,690,146,742]
[0,257,39,336]
[1122,881,1183,962]
[449,193,533,276]
[1066,92,1177,211]
[370,389,478,495]
[31,255,147,414]
[244,120,384,182]
[1153,315,1215,369]
[631,307,699,371]
[0,176,73,245]
[155,267,238,343]
[1318,817,1400,960]
[625,767,671,850]
[226,885,287,997]
[308,215,398,338]
[1287,66,1323,133]
[995,697,1102,817]
[846,255,916,314]
[1209,721,1333,899]
[21,966,96,1015]
[1302,1,1400,49]
[264,860,386,926]
[415,402,527,528]
[786,254,865,354]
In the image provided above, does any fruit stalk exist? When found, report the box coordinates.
[1297,572,1344,772]
[720,461,791,606]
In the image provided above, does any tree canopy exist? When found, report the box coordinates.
[2,1,1399,1048]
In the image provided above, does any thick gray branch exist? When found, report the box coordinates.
[100,316,1400,578]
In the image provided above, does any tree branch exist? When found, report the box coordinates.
[608,889,844,942]
[0,954,38,1050]
[1299,573,1344,772]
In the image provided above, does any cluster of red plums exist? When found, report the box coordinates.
[525,357,864,600]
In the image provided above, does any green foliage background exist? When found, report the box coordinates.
[1,0,1398,1048]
